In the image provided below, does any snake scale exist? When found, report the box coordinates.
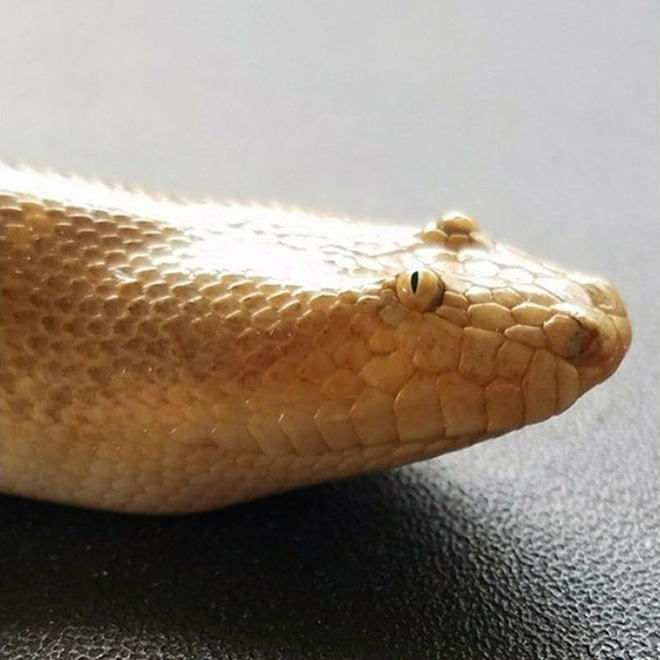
[0,165,631,513]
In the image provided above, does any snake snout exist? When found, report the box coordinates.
[580,279,631,374]
[581,278,628,317]
[551,277,631,392]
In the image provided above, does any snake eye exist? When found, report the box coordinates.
[395,269,444,312]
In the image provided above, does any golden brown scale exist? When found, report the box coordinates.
[0,165,631,513]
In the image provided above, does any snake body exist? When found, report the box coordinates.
[0,165,631,513]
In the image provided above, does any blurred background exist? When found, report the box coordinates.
[1,1,657,256]
[1,2,658,659]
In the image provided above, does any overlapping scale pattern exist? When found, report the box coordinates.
[0,167,631,512]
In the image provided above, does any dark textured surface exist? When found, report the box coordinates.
[1,1,658,658]
[1,362,659,660]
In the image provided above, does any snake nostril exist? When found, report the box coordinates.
[577,325,600,360]
[543,313,595,360]
[547,302,613,366]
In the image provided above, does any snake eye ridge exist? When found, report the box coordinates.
[395,269,444,312]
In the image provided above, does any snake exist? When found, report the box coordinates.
[0,164,631,513]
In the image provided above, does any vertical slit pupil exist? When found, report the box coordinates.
[410,271,419,293]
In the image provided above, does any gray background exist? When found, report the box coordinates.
[1,2,658,659]
[1,1,658,250]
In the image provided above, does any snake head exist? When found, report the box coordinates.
[364,212,632,443]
